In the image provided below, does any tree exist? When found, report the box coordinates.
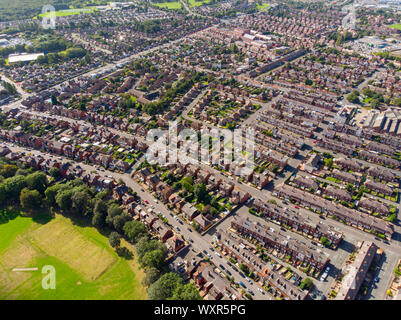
[49,167,61,179]
[106,204,123,226]
[55,189,74,211]
[347,90,360,104]
[3,175,26,200]
[92,199,108,228]
[147,272,183,300]
[171,283,202,300]
[123,220,147,244]
[300,277,313,290]
[71,191,90,216]
[141,267,161,287]
[141,249,166,270]
[0,164,18,178]
[108,232,121,248]
[194,183,208,202]
[45,183,68,206]
[20,188,42,212]
[25,171,47,193]
[0,184,5,204]
[113,213,131,232]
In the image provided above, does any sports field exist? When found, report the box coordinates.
[153,1,182,9]
[0,213,147,300]
[388,24,401,31]
[187,0,211,7]
[38,8,96,18]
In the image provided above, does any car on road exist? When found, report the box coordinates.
[280,227,287,232]
[144,200,149,204]
[311,241,318,246]
[188,238,194,243]
[176,227,181,232]
[239,281,246,288]
[294,205,299,209]
[178,220,183,225]
[187,227,192,232]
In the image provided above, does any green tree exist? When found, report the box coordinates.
[71,190,90,216]
[92,199,108,228]
[194,183,208,202]
[123,220,147,244]
[0,164,18,178]
[113,213,131,232]
[141,267,161,287]
[300,277,313,290]
[171,283,202,300]
[106,204,123,226]
[55,189,74,211]
[148,272,183,300]
[45,183,68,206]
[25,171,47,193]
[3,175,26,200]
[20,187,42,212]
[108,232,121,248]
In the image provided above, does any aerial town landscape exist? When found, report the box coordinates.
[1,0,401,304]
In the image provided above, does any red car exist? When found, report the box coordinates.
[144,200,149,204]
[295,205,299,209]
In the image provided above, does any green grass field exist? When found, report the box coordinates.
[0,213,147,300]
[153,1,182,9]
[187,0,211,7]
[387,24,401,31]
[38,8,96,18]
[256,3,270,11]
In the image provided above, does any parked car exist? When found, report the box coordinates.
[219,264,225,270]
[239,281,246,288]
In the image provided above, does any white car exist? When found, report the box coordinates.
[215,252,222,258]
[320,272,329,281]
[258,288,265,294]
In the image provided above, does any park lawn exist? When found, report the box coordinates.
[38,8,96,18]
[0,214,147,300]
[153,2,182,9]
[188,0,211,7]
[388,24,401,31]
[256,3,270,11]
[0,214,33,254]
